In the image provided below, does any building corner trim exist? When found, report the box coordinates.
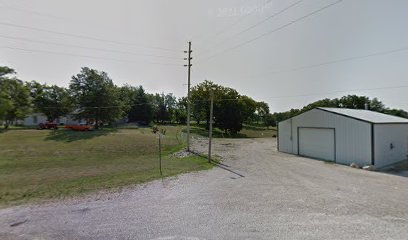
[371,123,375,165]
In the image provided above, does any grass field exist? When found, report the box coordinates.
[0,126,212,207]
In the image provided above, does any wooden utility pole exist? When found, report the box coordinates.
[208,90,214,163]
[184,41,192,152]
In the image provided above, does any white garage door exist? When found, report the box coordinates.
[298,128,335,161]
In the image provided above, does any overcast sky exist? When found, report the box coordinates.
[0,0,407,112]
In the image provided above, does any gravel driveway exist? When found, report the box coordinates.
[1,138,408,240]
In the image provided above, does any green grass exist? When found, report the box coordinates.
[0,126,212,207]
[188,124,277,138]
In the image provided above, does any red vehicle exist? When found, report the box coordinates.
[64,124,93,131]
[38,122,58,130]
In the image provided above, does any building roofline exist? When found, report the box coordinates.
[316,107,408,124]
[316,108,373,124]
[277,107,408,125]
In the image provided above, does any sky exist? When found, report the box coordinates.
[0,0,407,112]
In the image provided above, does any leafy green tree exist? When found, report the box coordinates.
[369,97,385,112]
[120,85,153,124]
[301,98,338,113]
[191,80,216,125]
[255,101,270,124]
[0,71,31,128]
[164,93,177,122]
[384,108,408,118]
[215,86,243,134]
[239,96,257,123]
[338,95,369,109]
[29,82,73,121]
[150,93,169,123]
[69,67,123,128]
[263,113,276,128]
[174,97,187,124]
[0,66,15,77]
[271,95,407,123]
[191,81,253,134]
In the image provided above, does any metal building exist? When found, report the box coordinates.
[278,107,408,168]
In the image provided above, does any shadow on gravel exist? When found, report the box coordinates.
[378,160,408,178]
[190,150,245,178]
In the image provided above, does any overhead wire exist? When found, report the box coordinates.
[248,45,408,78]
[0,35,182,60]
[0,46,183,67]
[198,0,343,63]
[195,0,275,47]
[197,0,304,56]
[0,21,183,53]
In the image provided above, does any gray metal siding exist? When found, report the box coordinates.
[374,124,408,168]
[278,119,294,154]
[280,109,372,166]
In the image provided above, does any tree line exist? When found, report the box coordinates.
[265,95,408,127]
[0,66,270,132]
[1,65,406,131]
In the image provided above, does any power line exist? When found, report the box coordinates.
[196,0,275,47]
[0,35,182,60]
[0,0,76,22]
[0,21,182,53]
[0,46,183,67]
[183,85,408,103]
[198,0,343,63]
[198,0,303,56]
[267,85,408,99]
[250,45,408,78]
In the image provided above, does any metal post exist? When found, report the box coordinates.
[159,135,162,176]
[208,90,214,163]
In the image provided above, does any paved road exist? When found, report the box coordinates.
[1,138,408,240]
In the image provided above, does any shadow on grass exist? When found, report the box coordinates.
[242,124,276,131]
[0,126,36,133]
[45,128,118,142]
[188,127,248,138]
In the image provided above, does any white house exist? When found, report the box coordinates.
[278,107,408,168]
[21,113,79,126]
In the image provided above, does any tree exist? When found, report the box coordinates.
[29,82,73,121]
[150,93,168,123]
[271,95,407,123]
[120,85,153,124]
[164,93,177,122]
[0,75,31,128]
[255,101,270,124]
[263,113,275,128]
[191,81,252,134]
[174,97,187,124]
[69,67,123,128]
[239,96,257,123]
[384,108,408,118]
[369,98,385,112]
[338,95,369,109]
[191,80,216,125]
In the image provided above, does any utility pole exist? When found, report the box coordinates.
[184,41,192,152]
[208,90,214,163]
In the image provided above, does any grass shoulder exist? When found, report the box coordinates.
[0,127,212,208]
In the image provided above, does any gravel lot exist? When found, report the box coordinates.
[1,138,408,240]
